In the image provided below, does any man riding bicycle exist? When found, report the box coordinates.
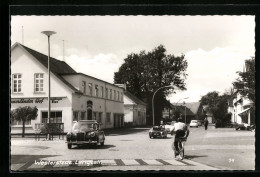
[172,117,189,158]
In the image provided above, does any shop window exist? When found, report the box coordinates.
[89,83,93,96]
[73,111,79,121]
[12,74,22,93]
[81,111,86,120]
[82,81,86,94]
[93,112,97,120]
[106,112,111,123]
[42,111,62,123]
[35,73,44,92]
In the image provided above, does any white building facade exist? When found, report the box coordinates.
[231,92,253,125]
[11,43,124,133]
[123,91,146,126]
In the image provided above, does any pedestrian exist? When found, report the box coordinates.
[204,116,208,130]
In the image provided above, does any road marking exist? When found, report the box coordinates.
[100,160,117,166]
[11,163,26,171]
[163,159,187,166]
[143,159,164,165]
[122,160,140,166]
[27,163,45,169]
[18,159,193,170]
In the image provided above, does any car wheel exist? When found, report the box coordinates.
[67,143,72,149]
[197,126,199,128]
[101,142,104,146]
[171,131,174,136]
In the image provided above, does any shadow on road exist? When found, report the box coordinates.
[71,144,116,150]
[185,155,208,159]
[104,127,150,136]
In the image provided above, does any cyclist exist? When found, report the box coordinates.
[172,117,189,158]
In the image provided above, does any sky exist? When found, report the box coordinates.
[11,16,255,103]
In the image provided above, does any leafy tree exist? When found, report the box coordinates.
[200,92,230,123]
[11,106,38,137]
[114,45,188,125]
[233,57,255,101]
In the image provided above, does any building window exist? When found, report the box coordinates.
[93,112,97,120]
[95,85,99,97]
[81,111,86,120]
[34,73,44,92]
[106,88,108,98]
[42,111,62,123]
[117,91,120,101]
[82,81,86,94]
[98,112,102,123]
[73,111,79,121]
[121,92,123,102]
[114,90,116,100]
[106,112,111,123]
[12,74,22,93]
[89,83,93,96]
[110,89,112,99]
[101,86,104,98]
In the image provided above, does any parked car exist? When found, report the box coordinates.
[66,120,105,149]
[149,125,167,139]
[164,121,176,135]
[189,120,199,128]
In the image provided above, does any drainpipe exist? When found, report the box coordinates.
[104,83,107,129]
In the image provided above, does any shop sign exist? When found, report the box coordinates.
[11,97,63,104]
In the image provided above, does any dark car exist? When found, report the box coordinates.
[149,125,167,139]
[66,120,105,149]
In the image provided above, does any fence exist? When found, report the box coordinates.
[35,123,64,140]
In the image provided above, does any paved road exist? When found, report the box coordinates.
[11,125,254,171]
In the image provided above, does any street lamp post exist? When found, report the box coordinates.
[174,97,189,123]
[41,31,56,140]
[152,85,173,126]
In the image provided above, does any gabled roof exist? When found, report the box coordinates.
[174,102,201,114]
[171,105,195,116]
[124,91,146,106]
[12,42,80,93]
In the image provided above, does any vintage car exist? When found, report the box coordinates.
[66,120,105,149]
[149,125,167,139]
[164,121,176,135]
[189,120,199,128]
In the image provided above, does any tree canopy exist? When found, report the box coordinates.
[200,91,230,123]
[232,57,255,102]
[114,45,188,125]
[11,106,38,137]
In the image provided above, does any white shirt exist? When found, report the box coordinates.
[173,122,187,131]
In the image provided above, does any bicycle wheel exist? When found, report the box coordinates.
[178,141,184,160]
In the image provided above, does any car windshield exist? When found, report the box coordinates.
[72,122,96,131]
[153,126,163,130]
[191,120,197,123]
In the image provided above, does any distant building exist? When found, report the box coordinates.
[163,104,195,124]
[184,102,204,120]
[229,92,254,125]
[123,91,147,126]
[11,43,124,134]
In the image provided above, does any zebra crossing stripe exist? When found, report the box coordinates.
[143,160,163,165]
[24,159,188,169]
[11,163,26,171]
[121,160,140,166]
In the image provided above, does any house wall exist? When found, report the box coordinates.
[11,46,73,133]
